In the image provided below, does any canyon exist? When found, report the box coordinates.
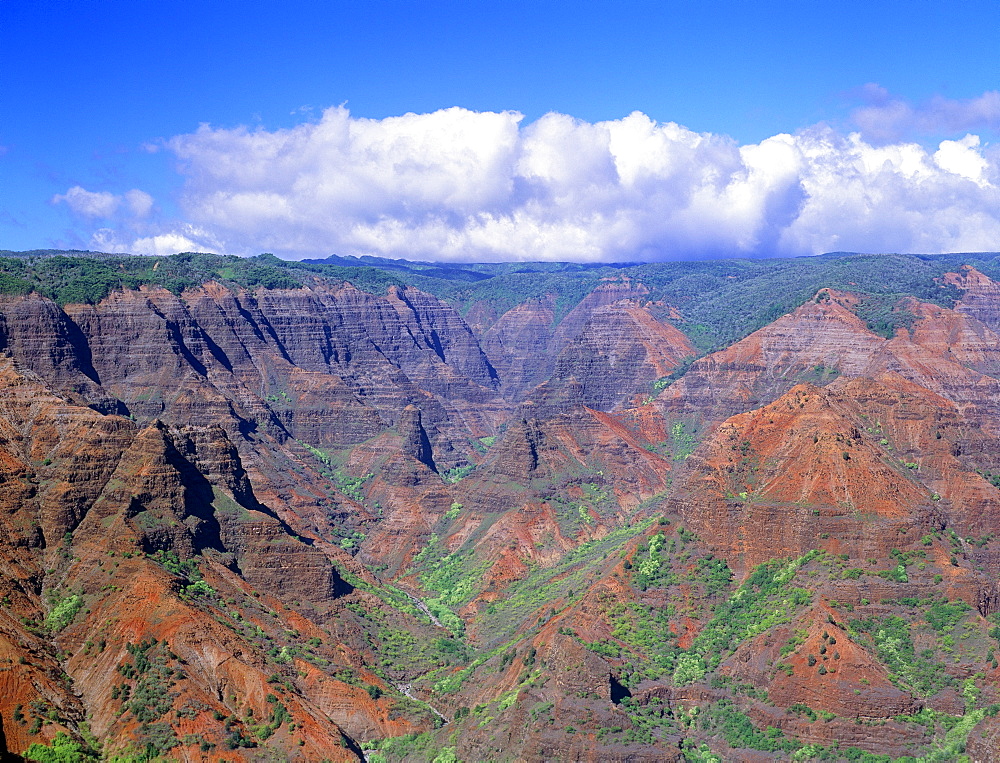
[1,250,1000,761]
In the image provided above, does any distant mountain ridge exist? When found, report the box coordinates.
[3,248,999,349]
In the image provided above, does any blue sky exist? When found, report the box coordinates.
[2,0,999,261]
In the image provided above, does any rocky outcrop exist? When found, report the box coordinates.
[662,286,1000,435]
[479,279,689,405]
[668,383,931,572]
[946,264,1000,334]
[479,294,559,396]
[660,290,885,423]
[0,354,414,759]
[531,303,695,412]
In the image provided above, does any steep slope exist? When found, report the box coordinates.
[659,289,886,424]
[530,302,695,412]
[398,273,1000,761]
[948,264,1000,334]
[0,356,446,759]
[479,279,694,406]
[668,378,1000,572]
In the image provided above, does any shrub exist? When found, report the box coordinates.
[23,732,98,762]
[45,594,83,632]
[673,653,707,686]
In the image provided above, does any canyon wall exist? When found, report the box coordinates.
[1,256,1000,760]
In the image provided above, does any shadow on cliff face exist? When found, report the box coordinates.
[61,312,102,386]
[160,439,228,558]
[153,427,356,600]
[610,675,632,704]
[0,713,12,762]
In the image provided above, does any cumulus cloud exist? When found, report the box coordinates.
[78,104,1000,261]
[776,130,1000,254]
[851,84,1000,143]
[53,185,155,220]
[124,189,155,218]
[89,226,218,257]
[53,186,122,218]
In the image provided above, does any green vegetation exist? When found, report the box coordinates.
[109,637,190,756]
[692,552,815,669]
[926,599,971,632]
[979,470,1000,490]
[629,530,679,590]
[417,545,490,634]
[476,519,655,646]
[371,731,453,762]
[44,592,83,633]
[0,252,300,306]
[24,732,99,763]
[250,696,291,741]
[587,542,813,710]
[699,699,798,753]
[10,249,1000,760]
[336,473,375,503]
[606,600,679,681]
[851,292,920,338]
[644,420,701,459]
[147,550,217,598]
[692,555,733,598]
[542,476,617,537]
[147,549,200,580]
[848,614,954,696]
[1,249,989,352]
[339,530,367,553]
[298,441,375,502]
[672,653,707,686]
[627,251,969,351]
[442,464,475,483]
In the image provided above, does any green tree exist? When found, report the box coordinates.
[24,732,99,762]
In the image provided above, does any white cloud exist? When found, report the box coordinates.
[778,130,1000,254]
[53,186,121,218]
[124,189,154,218]
[851,85,1000,143]
[90,225,219,257]
[127,232,209,256]
[76,104,1000,261]
[53,185,156,220]
[934,135,989,185]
